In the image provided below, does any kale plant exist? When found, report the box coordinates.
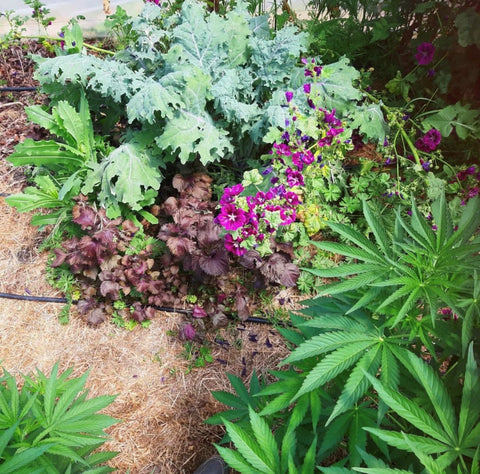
[29,0,309,214]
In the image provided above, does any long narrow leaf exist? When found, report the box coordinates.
[295,341,375,399]
[363,372,450,444]
[248,407,279,469]
[327,345,382,423]
[458,343,480,443]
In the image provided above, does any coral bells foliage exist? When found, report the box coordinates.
[217,59,345,257]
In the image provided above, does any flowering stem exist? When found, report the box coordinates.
[22,35,114,55]
[363,89,421,166]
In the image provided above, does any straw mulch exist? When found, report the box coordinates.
[0,45,292,473]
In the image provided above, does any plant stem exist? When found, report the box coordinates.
[363,89,422,166]
[22,35,114,55]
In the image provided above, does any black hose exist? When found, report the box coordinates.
[0,87,38,92]
[0,291,274,324]
[0,193,11,197]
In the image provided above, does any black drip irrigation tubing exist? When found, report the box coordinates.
[0,86,38,92]
[0,291,274,325]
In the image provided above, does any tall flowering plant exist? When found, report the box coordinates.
[216,60,350,256]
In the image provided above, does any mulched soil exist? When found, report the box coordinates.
[0,41,292,473]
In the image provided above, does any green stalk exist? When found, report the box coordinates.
[363,89,422,166]
[22,35,114,55]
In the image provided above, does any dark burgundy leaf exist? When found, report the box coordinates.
[86,308,106,325]
[51,248,68,267]
[239,250,263,270]
[99,280,121,299]
[198,248,229,276]
[260,253,299,287]
[235,292,250,321]
[72,204,96,229]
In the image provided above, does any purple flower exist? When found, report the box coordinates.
[224,234,246,256]
[262,166,273,175]
[421,161,431,171]
[217,204,247,231]
[415,128,441,152]
[285,91,293,103]
[183,324,196,341]
[284,191,300,206]
[286,168,304,187]
[415,42,435,66]
[219,183,244,205]
[192,305,207,318]
[303,83,311,94]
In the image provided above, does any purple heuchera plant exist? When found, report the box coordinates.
[415,42,435,66]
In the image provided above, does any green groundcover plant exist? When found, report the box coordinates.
[0,362,119,472]
[207,194,480,472]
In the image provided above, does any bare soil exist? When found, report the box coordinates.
[0,41,291,473]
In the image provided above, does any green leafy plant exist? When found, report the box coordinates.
[5,91,110,231]
[208,193,480,471]
[308,194,480,353]
[0,362,119,472]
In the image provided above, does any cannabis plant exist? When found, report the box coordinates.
[208,194,480,471]
[0,362,118,472]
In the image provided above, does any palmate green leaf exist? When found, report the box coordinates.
[362,200,392,256]
[327,345,382,423]
[353,468,413,473]
[54,395,117,427]
[282,330,377,366]
[306,263,381,278]
[311,241,385,265]
[44,362,60,425]
[364,427,449,455]
[295,340,376,400]
[402,433,445,474]
[0,444,54,473]
[221,418,275,473]
[397,350,457,442]
[259,372,304,417]
[363,372,450,444]
[227,373,253,405]
[314,271,387,297]
[0,422,18,456]
[300,435,317,474]
[299,312,374,333]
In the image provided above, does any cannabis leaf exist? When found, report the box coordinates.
[363,343,480,473]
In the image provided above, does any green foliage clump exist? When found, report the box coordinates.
[208,195,480,472]
[0,362,118,472]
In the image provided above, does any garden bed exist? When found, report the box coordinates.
[0,41,291,473]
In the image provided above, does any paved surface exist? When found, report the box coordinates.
[0,0,143,36]
[1,0,309,36]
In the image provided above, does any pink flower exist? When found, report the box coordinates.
[224,234,246,256]
[183,324,196,340]
[285,91,293,103]
[192,305,207,318]
[217,204,247,231]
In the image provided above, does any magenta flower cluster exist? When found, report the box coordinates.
[217,59,345,255]
[452,165,480,205]
[216,182,301,256]
[415,42,435,66]
[415,128,441,152]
